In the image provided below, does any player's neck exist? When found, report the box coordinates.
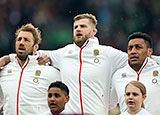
[16,56,28,67]
[18,59,26,67]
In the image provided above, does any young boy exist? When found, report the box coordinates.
[41,81,70,115]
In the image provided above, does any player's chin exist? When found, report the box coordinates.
[17,54,27,60]
[50,107,60,113]
[127,104,135,109]
[74,38,82,43]
[130,61,139,66]
[77,36,82,38]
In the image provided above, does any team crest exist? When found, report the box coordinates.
[7,69,12,73]
[94,49,99,56]
[153,70,159,76]
[68,50,73,54]
[121,73,126,78]
[35,70,41,76]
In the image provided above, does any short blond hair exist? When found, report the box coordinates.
[74,13,97,27]
[15,23,42,45]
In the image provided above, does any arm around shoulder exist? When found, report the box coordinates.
[0,55,10,68]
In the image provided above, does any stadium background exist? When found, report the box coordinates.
[0,0,160,56]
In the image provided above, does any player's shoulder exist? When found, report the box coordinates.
[98,45,113,49]
[35,66,60,80]
[93,45,116,54]
[35,65,59,75]
[98,45,124,54]
[64,43,74,48]
[39,65,59,71]
[1,61,16,71]
[113,65,128,76]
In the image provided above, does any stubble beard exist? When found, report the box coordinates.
[74,31,92,47]
[16,48,34,61]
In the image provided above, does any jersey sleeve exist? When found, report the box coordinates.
[107,47,128,73]
[46,66,61,83]
[37,48,64,69]
[0,85,3,110]
[109,73,119,110]
[151,55,160,65]
[9,53,16,62]
[106,47,127,109]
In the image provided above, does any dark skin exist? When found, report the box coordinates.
[48,87,69,115]
[128,38,152,71]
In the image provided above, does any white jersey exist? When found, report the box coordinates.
[39,110,69,115]
[38,37,128,115]
[0,55,60,115]
[111,57,160,115]
[39,110,52,115]
[120,108,152,115]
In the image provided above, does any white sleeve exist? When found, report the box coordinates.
[107,47,128,73]
[9,53,16,62]
[0,85,3,110]
[109,73,119,110]
[47,67,61,83]
[37,48,64,69]
[151,55,160,65]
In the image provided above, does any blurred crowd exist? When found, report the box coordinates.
[0,0,160,57]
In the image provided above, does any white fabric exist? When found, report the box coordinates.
[39,110,52,115]
[39,109,68,115]
[0,85,3,109]
[111,57,160,115]
[120,108,152,115]
[0,55,60,115]
[151,55,160,65]
[38,37,128,115]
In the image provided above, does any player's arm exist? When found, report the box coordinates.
[109,74,119,110]
[37,54,52,65]
[0,86,3,113]
[151,55,160,65]
[37,49,63,68]
[0,55,10,71]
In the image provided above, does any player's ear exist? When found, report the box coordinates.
[142,94,147,101]
[65,95,70,103]
[93,28,97,36]
[33,44,39,52]
[147,48,153,57]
